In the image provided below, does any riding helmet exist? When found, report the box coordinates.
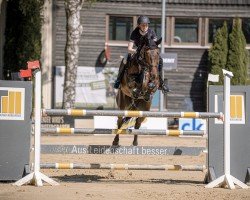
[137,16,150,25]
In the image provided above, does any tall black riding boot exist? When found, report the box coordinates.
[158,56,163,72]
[158,57,170,93]
[114,59,126,89]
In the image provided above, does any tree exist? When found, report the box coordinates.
[62,0,84,108]
[208,22,228,85]
[226,18,248,85]
[3,0,44,78]
[63,0,97,108]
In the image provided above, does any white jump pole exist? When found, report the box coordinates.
[205,69,248,189]
[14,69,59,186]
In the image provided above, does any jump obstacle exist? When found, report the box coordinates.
[40,163,205,171]
[13,62,248,189]
[41,127,205,136]
[43,109,223,119]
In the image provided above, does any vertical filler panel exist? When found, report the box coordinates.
[208,86,250,183]
[0,81,32,181]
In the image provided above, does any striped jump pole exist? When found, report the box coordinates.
[41,128,205,137]
[42,109,223,119]
[40,163,206,171]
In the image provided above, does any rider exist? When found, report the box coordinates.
[113,15,170,93]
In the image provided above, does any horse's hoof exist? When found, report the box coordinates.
[132,141,138,146]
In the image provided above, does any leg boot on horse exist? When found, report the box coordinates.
[112,117,132,146]
[112,116,123,146]
[132,117,146,146]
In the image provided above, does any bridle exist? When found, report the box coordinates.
[137,47,153,70]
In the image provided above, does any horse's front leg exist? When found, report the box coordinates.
[112,116,123,146]
[133,117,145,146]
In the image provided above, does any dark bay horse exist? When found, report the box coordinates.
[112,35,162,146]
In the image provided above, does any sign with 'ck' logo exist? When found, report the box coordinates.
[179,118,206,131]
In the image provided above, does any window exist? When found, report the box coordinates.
[174,18,199,43]
[242,18,250,44]
[149,18,162,39]
[208,19,233,43]
[109,16,133,41]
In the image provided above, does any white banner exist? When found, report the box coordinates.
[94,116,167,130]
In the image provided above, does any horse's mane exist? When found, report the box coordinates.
[139,34,160,51]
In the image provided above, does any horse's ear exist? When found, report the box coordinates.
[155,37,162,46]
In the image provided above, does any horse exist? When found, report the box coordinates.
[112,35,162,146]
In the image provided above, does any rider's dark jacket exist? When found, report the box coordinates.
[129,27,157,47]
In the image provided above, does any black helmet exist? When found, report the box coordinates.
[137,16,150,25]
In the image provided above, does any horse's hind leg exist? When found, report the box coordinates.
[112,116,123,146]
[132,117,145,146]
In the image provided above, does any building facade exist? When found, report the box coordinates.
[0,0,250,111]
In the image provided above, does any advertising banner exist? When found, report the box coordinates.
[0,87,25,120]
[55,66,118,108]
[160,53,178,71]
